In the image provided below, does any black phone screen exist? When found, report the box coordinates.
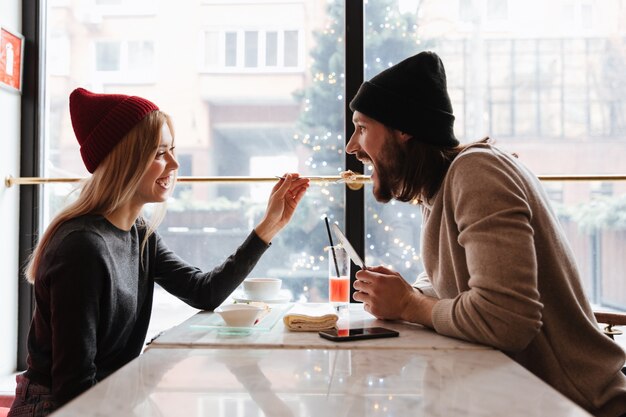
[318,327,399,342]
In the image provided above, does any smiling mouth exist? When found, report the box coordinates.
[156,175,172,189]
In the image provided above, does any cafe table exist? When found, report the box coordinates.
[147,302,491,351]
[51,302,592,416]
[51,347,591,416]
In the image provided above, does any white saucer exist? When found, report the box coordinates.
[232,291,291,304]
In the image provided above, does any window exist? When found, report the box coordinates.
[49,0,70,7]
[35,0,626,353]
[459,0,473,22]
[92,0,155,16]
[93,40,155,83]
[48,33,70,75]
[244,31,258,67]
[43,1,344,339]
[202,29,302,72]
[266,32,278,66]
[284,30,299,67]
[487,0,508,20]
[364,0,626,311]
[590,182,613,198]
[581,3,593,29]
[95,42,120,71]
[224,32,237,67]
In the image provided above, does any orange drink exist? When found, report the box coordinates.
[328,246,350,308]
[329,276,349,303]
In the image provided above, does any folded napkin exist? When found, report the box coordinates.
[283,303,339,332]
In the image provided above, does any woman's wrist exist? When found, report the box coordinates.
[254,219,278,244]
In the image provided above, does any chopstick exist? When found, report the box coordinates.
[275,175,341,180]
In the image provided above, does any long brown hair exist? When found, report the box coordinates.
[25,111,174,283]
[394,136,491,203]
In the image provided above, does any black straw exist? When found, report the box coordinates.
[324,217,341,278]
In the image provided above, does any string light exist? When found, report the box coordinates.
[280,1,423,301]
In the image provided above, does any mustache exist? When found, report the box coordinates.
[355,151,372,164]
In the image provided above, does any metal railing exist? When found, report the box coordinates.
[5,174,626,189]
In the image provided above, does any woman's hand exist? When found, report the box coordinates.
[254,173,309,244]
[353,265,437,327]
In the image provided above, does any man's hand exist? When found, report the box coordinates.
[353,265,437,327]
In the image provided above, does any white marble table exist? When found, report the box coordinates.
[53,347,591,417]
[148,303,490,351]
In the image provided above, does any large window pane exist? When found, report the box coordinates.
[127,41,154,72]
[363,0,626,312]
[95,42,120,71]
[244,31,258,67]
[225,32,237,67]
[266,31,278,66]
[284,30,299,67]
[203,31,219,68]
[44,1,345,338]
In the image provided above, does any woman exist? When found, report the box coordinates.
[8,88,309,417]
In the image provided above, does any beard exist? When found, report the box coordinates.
[357,131,406,203]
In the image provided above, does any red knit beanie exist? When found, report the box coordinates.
[69,87,159,173]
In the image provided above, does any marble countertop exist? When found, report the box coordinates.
[53,347,591,417]
[148,303,489,351]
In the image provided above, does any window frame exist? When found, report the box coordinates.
[92,39,156,84]
[90,0,156,17]
[19,0,626,370]
[17,0,363,370]
[199,28,305,73]
[19,0,44,370]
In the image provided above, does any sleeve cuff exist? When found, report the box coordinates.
[431,298,461,338]
[249,230,272,250]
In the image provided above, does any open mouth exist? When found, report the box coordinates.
[156,175,172,189]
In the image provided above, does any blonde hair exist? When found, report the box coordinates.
[25,110,174,283]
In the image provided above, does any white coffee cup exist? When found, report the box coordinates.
[243,277,282,300]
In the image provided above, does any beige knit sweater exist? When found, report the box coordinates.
[421,143,626,416]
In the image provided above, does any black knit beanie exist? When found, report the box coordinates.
[349,51,459,147]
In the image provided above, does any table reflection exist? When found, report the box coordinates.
[53,348,590,417]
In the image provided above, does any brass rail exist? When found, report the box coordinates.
[4,175,371,189]
[4,174,626,189]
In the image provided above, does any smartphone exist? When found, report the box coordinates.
[319,327,399,342]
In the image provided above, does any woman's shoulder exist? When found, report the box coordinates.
[49,215,120,252]
[54,214,105,237]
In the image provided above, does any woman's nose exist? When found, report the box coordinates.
[167,153,180,170]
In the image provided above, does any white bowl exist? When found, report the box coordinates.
[214,304,263,327]
[243,278,282,300]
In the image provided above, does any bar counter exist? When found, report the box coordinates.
[147,303,490,351]
[52,303,591,416]
[52,347,590,416]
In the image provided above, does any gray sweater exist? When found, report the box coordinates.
[423,144,626,416]
[24,214,268,405]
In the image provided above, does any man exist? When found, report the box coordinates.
[347,51,626,417]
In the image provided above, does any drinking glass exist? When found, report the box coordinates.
[328,245,350,309]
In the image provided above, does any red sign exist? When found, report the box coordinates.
[0,27,24,92]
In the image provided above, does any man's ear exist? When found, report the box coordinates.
[398,131,413,143]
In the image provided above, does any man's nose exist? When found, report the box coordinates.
[346,132,359,154]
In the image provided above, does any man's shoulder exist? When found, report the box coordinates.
[451,143,519,171]
[444,143,533,191]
